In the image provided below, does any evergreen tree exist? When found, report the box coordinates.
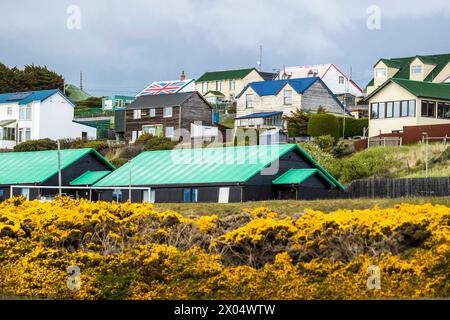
[284,108,310,137]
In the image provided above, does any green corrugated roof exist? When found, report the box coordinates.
[0,148,115,185]
[196,68,256,82]
[366,78,450,101]
[272,168,336,187]
[70,170,112,186]
[94,144,345,190]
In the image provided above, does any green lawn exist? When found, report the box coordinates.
[154,196,450,217]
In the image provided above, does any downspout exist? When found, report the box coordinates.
[292,184,298,200]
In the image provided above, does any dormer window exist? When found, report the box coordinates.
[411,65,423,74]
[375,68,387,78]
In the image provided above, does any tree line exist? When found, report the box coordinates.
[0,62,64,93]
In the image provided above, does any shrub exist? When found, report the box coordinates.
[284,108,310,137]
[307,113,340,143]
[136,134,178,151]
[13,138,57,152]
[82,140,109,152]
[313,135,335,153]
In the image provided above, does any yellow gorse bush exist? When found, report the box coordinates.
[0,196,449,299]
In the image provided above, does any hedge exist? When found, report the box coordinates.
[307,114,340,143]
[338,118,368,138]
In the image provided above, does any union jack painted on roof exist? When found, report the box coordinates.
[136,79,195,97]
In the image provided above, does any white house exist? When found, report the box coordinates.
[0,89,96,149]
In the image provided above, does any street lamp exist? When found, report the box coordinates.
[422,132,429,178]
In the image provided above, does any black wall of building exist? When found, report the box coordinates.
[243,148,333,201]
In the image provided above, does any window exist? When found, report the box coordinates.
[437,102,450,119]
[143,125,156,136]
[131,130,140,142]
[421,100,436,118]
[393,101,401,118]
[371,103,379,119]
[7,107,12,116]
[202,82,208,93]
[408,100,416,117]
[284,90,292,105]
[229,79,235,91]
[82,132,88,140]
[411,65,423,74]
[115,99,123,107]
[18,128,31,142]
[378,102,386,118]
[163,106,173,118]
[401,101,409,117]
[386,102,393,118]
[0,127,15,141]
[246,94,254,108]
[112,189,122,203]
[216,81,221,92]
[133,109,141,119]
[149,108,156,117]
[338,76,344,84]
[19,105,31,120]
[165,126,174,137]
[230,93,235,101]
[183,188,198,202]
[21,188,30,201]
[375,68,387,78]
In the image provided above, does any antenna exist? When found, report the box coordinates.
[257,45,262,71]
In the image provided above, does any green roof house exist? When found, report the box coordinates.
[195,68,276,104]
[0,148,115,201]
[365,53,450,140]
[93,144,344,203]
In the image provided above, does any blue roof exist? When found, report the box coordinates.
[235,111,283,120]
[0,89,61,105]
[238,77,320,98]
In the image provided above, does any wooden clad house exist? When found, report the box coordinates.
[125,92,216,142]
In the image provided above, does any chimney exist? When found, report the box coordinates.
[180,70,186,81]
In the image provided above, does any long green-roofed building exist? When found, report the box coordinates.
[94,144,344,203]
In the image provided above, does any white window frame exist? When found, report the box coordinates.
[165,126,174,138]
[411,65,423,74]
[149,108,156,117]
[133,109,142,119]
[19,105,32,121]
[284,89,292,105]
[163,106,173,118]
[229,79,235,91]
[202,82,208,93]
[338,76,345,84]
[216,81,222,92]
[18,128,31,143]
[375,68,387,78]
[246,94,254,108]
[7,106,12,116]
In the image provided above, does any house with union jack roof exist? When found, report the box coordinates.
[136,71,195,97]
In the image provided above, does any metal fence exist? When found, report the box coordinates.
[368,137,402,148]
[340,177,450,198]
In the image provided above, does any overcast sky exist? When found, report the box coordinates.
[1,0,450,96]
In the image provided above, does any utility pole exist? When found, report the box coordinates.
[128,160,132,202]
[57,140,62,195]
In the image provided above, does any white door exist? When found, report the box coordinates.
[218,187,230,203]
[142,190,149,203]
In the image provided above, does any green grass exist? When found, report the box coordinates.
[154,196,450,217]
